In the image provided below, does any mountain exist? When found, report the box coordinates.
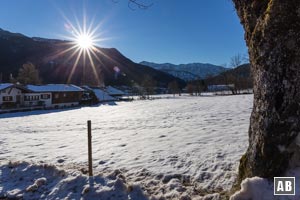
[204,63,252,89]
[140,61,228,81]
[0,28,185,87]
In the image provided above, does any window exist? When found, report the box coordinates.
[2,96,13,101]
[55,94,59,99]
[41,94,50,99]
[63,93,67,97]
[24,95,40,101]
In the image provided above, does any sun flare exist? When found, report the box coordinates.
[56,12,112,85]
[76,33,93,50]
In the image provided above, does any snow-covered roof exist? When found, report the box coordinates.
[81,85,93,91]
[106,86,125,96]
[93,89,116,101]
[27,84,84,92]
[0,83,13,91]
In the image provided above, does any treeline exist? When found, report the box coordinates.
[204,63,252,94]
[129,75,183,99]
[127,63,253,99]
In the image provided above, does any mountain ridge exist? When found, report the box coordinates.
[0,28,185,87]
[140,61,228,81]
[204,63,252,91]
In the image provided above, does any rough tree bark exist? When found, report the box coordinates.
[232,0,300,186]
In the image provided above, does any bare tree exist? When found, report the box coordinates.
[168,81,180,97]
[142,75,156,99]
[194,79,204,96]
[230,53,243,68]
[17,62,42,85]
[242,52,249,63]
[186,83,195,95]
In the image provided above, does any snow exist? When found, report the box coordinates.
[0,161,147,200]
[26,84,84,92]
[0,83,13,91]
[230,177,272,200]
[231,167,300,200]
[0,94,253,199]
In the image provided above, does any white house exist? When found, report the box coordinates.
[22,92,52,108]
[26,84,84,108]
[0,83,27,109]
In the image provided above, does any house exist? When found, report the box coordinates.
[93,88,116,102]
[22,90,52,108]
[26,84,84,108]
[81,86,115,103]
[79,86,95,105]
[105,86,125,100]
[0,83,29,109]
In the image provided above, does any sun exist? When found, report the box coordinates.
[76,33,94,50]
[56,12,112,85]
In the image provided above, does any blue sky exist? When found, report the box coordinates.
[0,0,247,66]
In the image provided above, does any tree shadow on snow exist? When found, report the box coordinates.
[0,107,83,119]
[0,101,119,119]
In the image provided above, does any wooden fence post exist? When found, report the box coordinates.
[87,120,93,176]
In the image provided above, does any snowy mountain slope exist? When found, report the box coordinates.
[140,61,228,81]
[159,69,200,81]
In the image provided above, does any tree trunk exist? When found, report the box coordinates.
[232,0,300,186]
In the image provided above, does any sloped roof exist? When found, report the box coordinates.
[93,89,116,101]
[106,86,125,96]
[27,84,84,92]
[0,83,13,91]
[80,85,93,91]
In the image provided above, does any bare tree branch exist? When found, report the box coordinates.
[128,0,153,10]
[111,0,153,10]
[230,53,243,68]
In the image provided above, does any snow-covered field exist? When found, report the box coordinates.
[0,94,253,199]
